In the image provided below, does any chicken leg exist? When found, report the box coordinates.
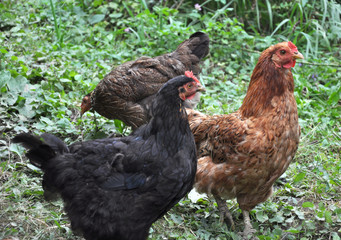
[240,210,258,240]
[213,195,235,230]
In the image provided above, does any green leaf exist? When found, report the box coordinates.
[324,210,332,223]
[270,19,290,37]
[89,14,105,25]
[0,48,8,54]
[26,163,42,172]
[331,232,341,240]
[18,104,36,118]
[93,0,103,7]
[169,213,183,224]
[256,211,269,223]
[286,229,301,234]
[269,213,285,223]
[11,55,18,61]
[0,70,11,89]
[302,202,315,208]
[6,75,28,93]
[13,125,28,133]
[60,78,71,83]
[40,116,55,126]
[9,142,25,159]
[109,13,123,18]
[4,92,19,105]
[327,84,341,105]
[114,119,125,134]
[318,202,326,211]
[293,172,306,183]
[294,208,305,220]
[74,74,83,81]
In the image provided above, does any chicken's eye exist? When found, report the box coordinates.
[187,84,193,89]
[280,50,286,55]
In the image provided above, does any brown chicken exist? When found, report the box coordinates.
[186,42,304,238]
[81,32,209,129]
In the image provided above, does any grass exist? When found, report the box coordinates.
[0,0,340,239]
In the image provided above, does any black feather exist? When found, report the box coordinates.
[188,31,210,59]
[13,75,197,240]
[12,133,64,167]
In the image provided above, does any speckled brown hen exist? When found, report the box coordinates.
[186,42,303,238]
[81,32,209,129]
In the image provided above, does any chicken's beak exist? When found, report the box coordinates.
[80,94,92,117]
[80,108,86,117]
[196,84,206,93]
[293,51,304,60]
[80,102,91,117]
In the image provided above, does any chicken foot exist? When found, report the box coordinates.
[213,194,235,230]
[239,210,258,240]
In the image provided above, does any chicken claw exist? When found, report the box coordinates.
[214,195,235,230]
[239,210,258,240]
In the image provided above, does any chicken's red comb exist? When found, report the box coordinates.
[288,41,298,52]
[185,71,200,84]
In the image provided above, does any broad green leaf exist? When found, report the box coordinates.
[11,55,18,61]
[13,125,28,133]
[56,118,72,129]
[293,172,306,183]
[331,232,341,240]
[318,202,326,211]
[169,213,182,224]
[269,214,285,223]
[294,208,305,220]
[256,211,268,223]
[89,14,105,25]
[0,48,8,54]
[40,116,55,125]
[74,74,83,81]
[4,92,18,105]
[18,104,36,118]
[334,208,341,214]
[109,13,123,18]
[0,70,11,89]
[7,75,28,93]
[302,202,315,208]
[9,142,25,158]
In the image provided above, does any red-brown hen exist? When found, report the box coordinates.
[187,42,304,238]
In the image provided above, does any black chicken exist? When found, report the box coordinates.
[81,32,209,129]
[13,73,205,240]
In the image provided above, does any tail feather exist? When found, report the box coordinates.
[188,32,210,60]
[176,32,209,60]
[40,133,69,154]
[12,133,68,168]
